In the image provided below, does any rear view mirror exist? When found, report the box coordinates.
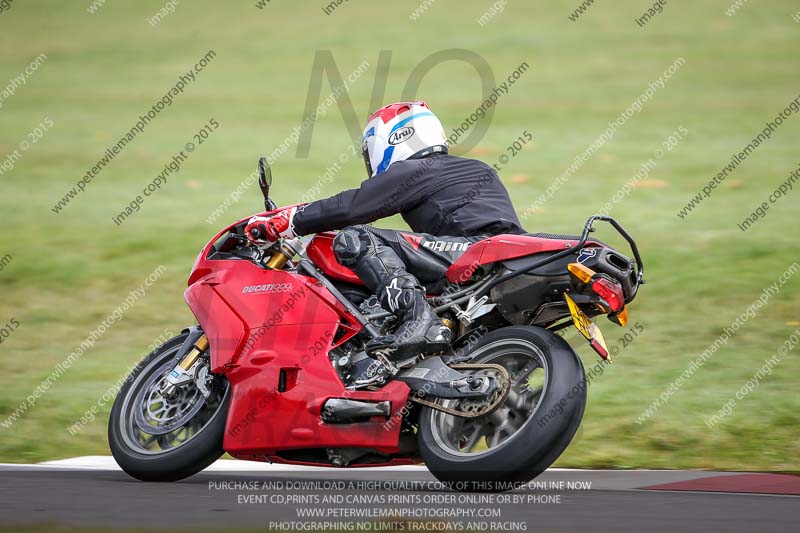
[258,157,276,211]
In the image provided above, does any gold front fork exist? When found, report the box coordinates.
[178,335,209,370]
[265,249,292,269]
[264,237,306,270]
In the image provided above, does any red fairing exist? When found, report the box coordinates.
[447,234,596,284]
[306,232,363,285]
[185,219,412,462]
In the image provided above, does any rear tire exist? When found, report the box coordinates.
[108,332,230,482]
[418,326,586,491]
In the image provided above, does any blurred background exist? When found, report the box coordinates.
[0,0,798,471]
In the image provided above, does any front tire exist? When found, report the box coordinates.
[108,331,230,482]
[418,326,586,491]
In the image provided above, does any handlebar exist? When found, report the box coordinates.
[248,227,265,242]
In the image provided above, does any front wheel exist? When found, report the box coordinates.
[418,326,586,491]
[108,331,230,482]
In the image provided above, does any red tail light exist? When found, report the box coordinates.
[591,277,625,313]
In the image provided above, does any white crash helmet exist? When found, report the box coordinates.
[361,101,448,178]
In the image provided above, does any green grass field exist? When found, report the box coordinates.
[0,0,798,471]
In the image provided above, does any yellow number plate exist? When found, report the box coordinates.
[564,293,610,360]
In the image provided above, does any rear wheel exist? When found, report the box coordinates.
[418,326,586,491]
[108,331,230,482]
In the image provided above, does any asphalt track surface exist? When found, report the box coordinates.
[1,459,798,532]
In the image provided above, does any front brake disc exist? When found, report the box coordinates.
[133,367,207,435]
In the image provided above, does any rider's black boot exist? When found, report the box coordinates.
[365,274,452,361]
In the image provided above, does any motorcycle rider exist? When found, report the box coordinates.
[246,101,525,361]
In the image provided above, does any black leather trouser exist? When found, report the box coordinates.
[332,225,484,295]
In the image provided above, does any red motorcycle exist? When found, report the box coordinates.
[109,158,644,489]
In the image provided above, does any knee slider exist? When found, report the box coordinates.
[333,227,366,267]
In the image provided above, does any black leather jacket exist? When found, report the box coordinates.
[293,154,525,237]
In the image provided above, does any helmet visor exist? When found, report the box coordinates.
[362,131,376,178]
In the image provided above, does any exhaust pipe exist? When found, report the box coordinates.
[322,398,391,423]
